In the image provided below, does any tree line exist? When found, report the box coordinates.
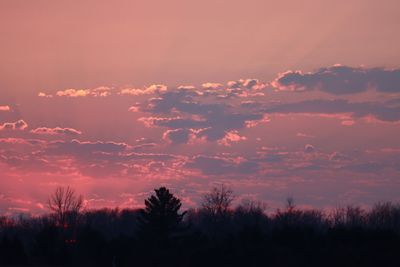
[0,185,400,266]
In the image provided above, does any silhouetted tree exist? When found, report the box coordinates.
[201,184,234,217]
[2,185,400,267]
[139,187,186,242]
[234,199,268,227]
[368,202,400,231]
[47,186,83,227]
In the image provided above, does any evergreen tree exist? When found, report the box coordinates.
[139,187,186,241]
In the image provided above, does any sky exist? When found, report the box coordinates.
[1,0,400,215]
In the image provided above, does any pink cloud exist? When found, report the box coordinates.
[31,127,82,136]
[0,120,28,131]
[296,132,315,138]
[1,66,400,213]
[202,82,223,89]
[0,105,10,111]
[138,116,183,128]
[38,92,53,98]
[185,155,259,175]
[245,115,270,128]
[341,120,355,126]
[329,152,351,161]
[0,138,36,145]
[55,86,112,97]
[227,79,267,90]
[218,131,247,146]
[119,84,167,96]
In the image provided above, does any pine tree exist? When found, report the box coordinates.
[139,187,186,242]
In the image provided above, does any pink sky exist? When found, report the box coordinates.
[1,1,400,215]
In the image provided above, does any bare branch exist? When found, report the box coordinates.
[47,186,83,227]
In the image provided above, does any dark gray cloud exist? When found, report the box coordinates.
[265,99,400,122]
[273,65,400,94]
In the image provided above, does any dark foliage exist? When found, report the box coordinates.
[139,187,186,240]
[1,189,400,267]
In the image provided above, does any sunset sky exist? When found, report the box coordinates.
[1,0,400,215]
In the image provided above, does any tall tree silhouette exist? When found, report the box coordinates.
[48,186,83,228]
[139,187,186,242]
[202,184,234,217]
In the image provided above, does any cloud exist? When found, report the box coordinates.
[341,162,385,173]
[177,85,196,90]
[132,143,157,151]
[341,120,355,126]
[265,99,400,122]
[55,86,112,97]
[0,138,45,145]
[31,127,82,136]
[256,152,285,163]
[202,83,223,89]
[185,155,259,175]
[43,84,168,99]
[163,128,193,144]
[241,101,262,108]
[137,90,266,142]
[296,132,315,138]
[45,139,180,164]
[227,79,267,90]
[38,92,53,98]
[272,65,400,94]
[139,116,203,128]
[122,152,179,161]
[0,137,182,178]
[139,90,214,114]
[218,131,247,146]
[211,79,267,99]
[119,84,167,96]
[0,105,10,111]
[46,139,129,156]
[304,144,316,153]
[0,120,28,131]
[329,152,351,161]
[0,154,60,173]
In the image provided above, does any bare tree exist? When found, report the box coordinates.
[201,184,234,217]
[285,197,295,213]
[237,199,267,214]
[47,186,83,227]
